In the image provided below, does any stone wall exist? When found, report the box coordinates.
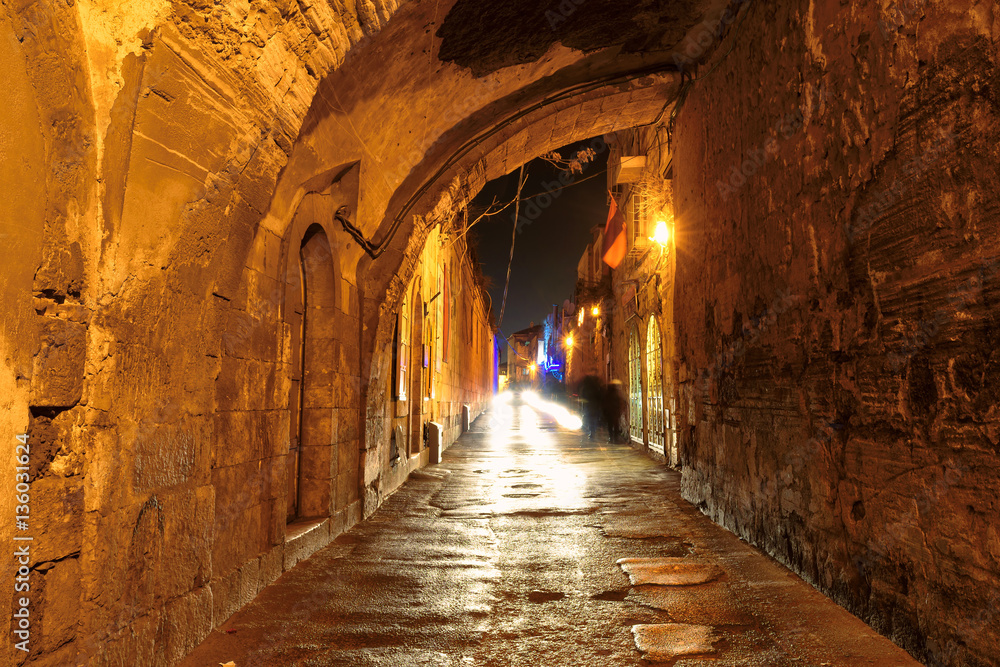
[8,0,967,663]
[1,0,701,657]
[671,1,1000,664]
[378,223,495,498]
[2,1,410,664]
[605,126,679,463]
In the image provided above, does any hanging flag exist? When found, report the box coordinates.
[602,192,627,268]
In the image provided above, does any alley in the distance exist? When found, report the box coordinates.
[181,400,918,666]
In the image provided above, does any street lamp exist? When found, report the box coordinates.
[650,219,671,246]
[565,335,574,348]
[591,305,600,317]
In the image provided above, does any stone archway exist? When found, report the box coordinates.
[0,0,992,662]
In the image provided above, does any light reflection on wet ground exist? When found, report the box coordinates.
[181,406,919,667]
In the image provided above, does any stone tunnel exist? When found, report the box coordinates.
[0,0,997,664]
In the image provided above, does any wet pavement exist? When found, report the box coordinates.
[181,400,920,666]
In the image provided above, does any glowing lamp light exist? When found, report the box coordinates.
[529,363,537,374]
[577,308,584,325]
[650,220,671,246]
[565,335,574,348]
[591,306,600,317]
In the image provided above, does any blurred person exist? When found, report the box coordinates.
[603,380,626,443]
[579,374,604,439]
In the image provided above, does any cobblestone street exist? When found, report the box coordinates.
[181,402,917,666]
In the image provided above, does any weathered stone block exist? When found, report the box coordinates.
[257,545,283,592]
[33,557,80,655]
[213,464,269,575]
[282,518,330,571]
[87,610,158,667]
[342,374,361,408]
[338,408,359,441]
[299,443,332,481]
[30,317,86,408]
[298,474,331,519]
[215,356,247,412]
[302,382,335,410]
[132,419,206,494]
[335,466,353,509]
[303,355,337,387]
[214,410,252,467]
[159,585,213,665]
[81,500,164,640]
[31,476,83,564]
[157,486,214,600]
[300,407,333,446]
[210,569,239,628]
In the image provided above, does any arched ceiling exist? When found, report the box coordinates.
[435,0,726,76]
[265,0,734,289]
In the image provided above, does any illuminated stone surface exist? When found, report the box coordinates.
[617,558,723,587]
[180,407,918,666]
[631,623,717,662]
[0,0,995,664]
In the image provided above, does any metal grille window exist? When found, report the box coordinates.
[628,327,643,443]
[443,263,450,359]
[397,292,409,401]
[646,316,665,453]
[628,190,647,250]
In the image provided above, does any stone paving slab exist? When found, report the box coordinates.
[180,404,921,667]
[617,557,723,586]
[632,623,718,661]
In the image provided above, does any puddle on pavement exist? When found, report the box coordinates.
[508,508,596,517]
[527,590,566,603]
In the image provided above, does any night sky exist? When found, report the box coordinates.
[468,138,610,341]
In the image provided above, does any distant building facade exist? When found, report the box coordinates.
[562,128,678,464]
[505,324,544,387]
[565,224,612,389]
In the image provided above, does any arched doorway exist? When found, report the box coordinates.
[646,316,665,455]
[288,224,336,523]
[628,327,643,444]
[409,281,424,455]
